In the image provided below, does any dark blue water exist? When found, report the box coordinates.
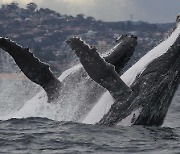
[0,117,180,154]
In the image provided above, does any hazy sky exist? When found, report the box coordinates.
[0,0,179,23]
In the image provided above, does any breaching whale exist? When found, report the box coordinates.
[67,16,180,126]
[0,16,179,126]
[0,35,137,121]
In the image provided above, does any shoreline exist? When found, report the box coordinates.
[0,73,28,80]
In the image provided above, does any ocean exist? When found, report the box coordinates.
[0,79,180,154]
[0,117,180,154]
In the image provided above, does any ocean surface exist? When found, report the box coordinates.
[0,79,180,154]
[0,118,180,154]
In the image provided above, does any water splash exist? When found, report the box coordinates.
[0,52,40,117]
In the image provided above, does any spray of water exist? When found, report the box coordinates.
[0,52,40,117]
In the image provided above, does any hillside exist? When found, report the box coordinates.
[0,2,175,74]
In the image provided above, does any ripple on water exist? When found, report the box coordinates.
[0,117,180,153]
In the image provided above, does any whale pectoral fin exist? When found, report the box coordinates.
[67,37,132,99]
[104,35,137,73]
[0,37,61,102]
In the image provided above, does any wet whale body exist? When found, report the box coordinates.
[0,17,179,126]
[0,35,137,121]
[68,17,180,126]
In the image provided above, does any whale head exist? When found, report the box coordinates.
[98,20,180,126]
[104,35,137,73]
[132,36,180,126]
[129,20,180,126]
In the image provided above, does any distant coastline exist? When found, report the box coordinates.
[0,73,28,80]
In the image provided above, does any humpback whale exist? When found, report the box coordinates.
[0,16,179,126]
[0,35,137,121]
[67,17,180,126]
